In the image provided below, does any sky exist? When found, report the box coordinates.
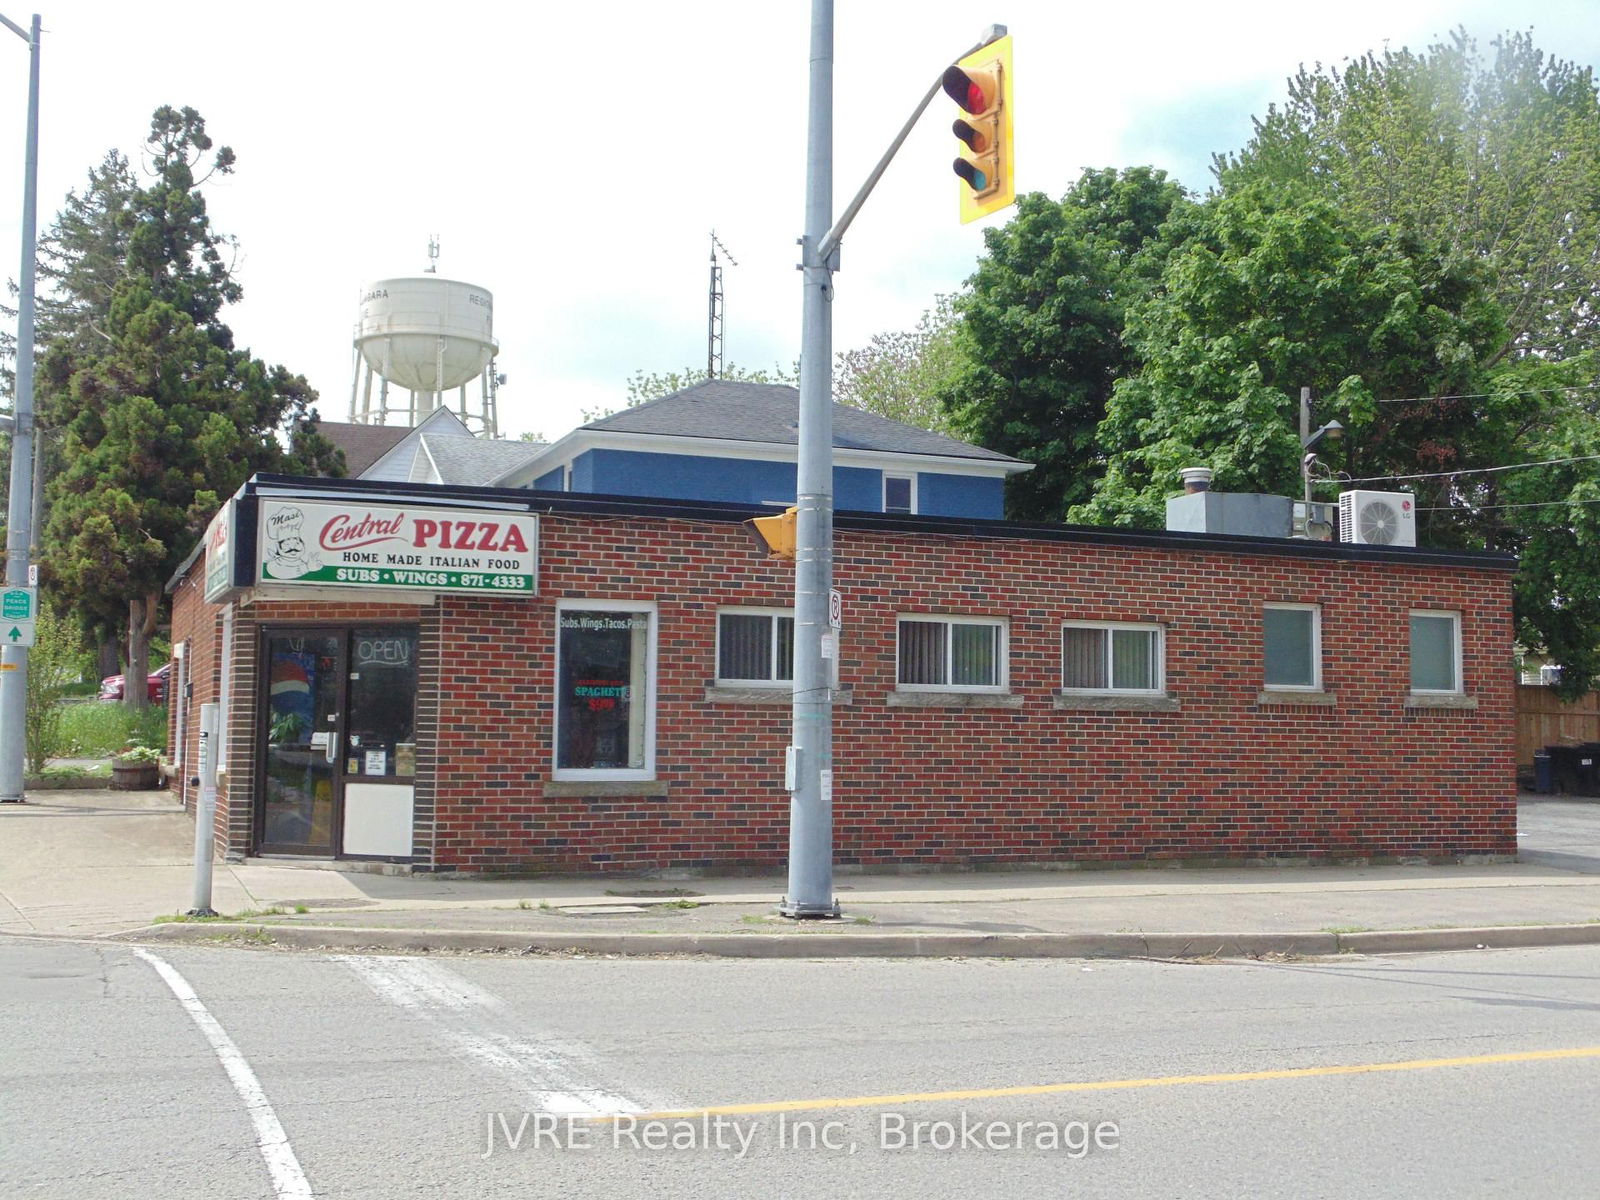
[3,1,1598,442]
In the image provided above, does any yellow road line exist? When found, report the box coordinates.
[597,1046,1600,1122]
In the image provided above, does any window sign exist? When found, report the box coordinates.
[257,499,537,595]
[556,608,654,777]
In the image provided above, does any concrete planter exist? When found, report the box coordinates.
[24,775,113,791]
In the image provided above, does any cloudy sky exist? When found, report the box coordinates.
[3,1,1597,441]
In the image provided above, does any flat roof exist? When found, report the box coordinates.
[215,474,1515,573]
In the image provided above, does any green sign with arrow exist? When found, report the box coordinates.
[1,587,36,648]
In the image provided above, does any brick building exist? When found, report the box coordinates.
[167,473,1517,874]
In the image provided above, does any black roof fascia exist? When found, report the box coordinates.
[239,474,1517,572]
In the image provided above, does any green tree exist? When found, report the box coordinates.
[39,107,341,709]
[936,167,1190,521]
[833,296,964,434]
[1216,29,1600,363]
[1073,184,1506,530]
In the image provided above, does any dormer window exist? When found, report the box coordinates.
[884,474,915,515]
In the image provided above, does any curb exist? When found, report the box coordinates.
[112,922,1600,959]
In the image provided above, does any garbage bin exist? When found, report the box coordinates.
[1548,745,1600,796]
[1533,750,1553,794]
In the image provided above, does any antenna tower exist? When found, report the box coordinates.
[425,234,440,274]
[707,231,737,379]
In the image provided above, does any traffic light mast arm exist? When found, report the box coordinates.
[816,23,1007,264]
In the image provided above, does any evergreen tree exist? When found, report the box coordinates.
[39,106,340,707]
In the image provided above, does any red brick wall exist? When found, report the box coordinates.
[172,507,1517,872]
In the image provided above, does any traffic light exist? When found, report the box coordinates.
[942,34,1014,224]
[745,507,798,560]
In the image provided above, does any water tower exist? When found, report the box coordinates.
[347,241,501,436]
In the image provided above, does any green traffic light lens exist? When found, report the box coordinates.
[953,160,988,191]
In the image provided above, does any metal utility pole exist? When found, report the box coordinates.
[780,8,1009,917]
[782,0,838,917]
[0,11,41,805]
[707,231,736,380]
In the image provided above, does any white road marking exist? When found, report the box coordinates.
[132,947,313,1200]
[335,954,653,1116]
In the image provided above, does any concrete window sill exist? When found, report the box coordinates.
[1404,693,1479,710]
[703,686,854,706]
[1052,692,1181,712]
[543,780,670,798]
[1256,690,1338,707]
[887,691,1025,709]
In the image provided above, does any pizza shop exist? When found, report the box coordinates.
[169,472,1517,873]
[175,476,542,862]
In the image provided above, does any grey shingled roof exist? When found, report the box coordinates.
[315,421,411,477]
[582,380,1023,464]
[422,434,548,485]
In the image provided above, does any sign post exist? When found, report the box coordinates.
[188,703,220,917]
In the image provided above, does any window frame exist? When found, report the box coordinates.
[1409,609,1463,695]
[1059,620,1166,696]
[714,606,795,688]
[883,473,917,515]
[1262,602,1323,692]
[895,614,1009,694]
[552,598,658,782]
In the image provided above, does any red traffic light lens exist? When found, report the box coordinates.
[942,66,990,114]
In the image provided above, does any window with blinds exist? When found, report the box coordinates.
[1061,623,1163,693]
[896,617,1006,691]
[716,610,795,685]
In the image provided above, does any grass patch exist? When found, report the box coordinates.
[37,763,111,779]
[153,906,287,924]
[57,701,169,757]
[654,899,701,910]
[1322,925,1377,935]
[605,887,702,898]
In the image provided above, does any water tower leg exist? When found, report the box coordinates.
[348,345,361,422]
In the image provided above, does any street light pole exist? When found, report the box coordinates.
[0,10,41,804]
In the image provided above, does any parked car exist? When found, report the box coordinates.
[98,662,171,703]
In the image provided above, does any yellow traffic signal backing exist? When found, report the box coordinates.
[745,507,798,560]
[942,34,1014,224]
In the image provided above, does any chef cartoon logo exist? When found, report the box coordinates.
[264,506,322,579]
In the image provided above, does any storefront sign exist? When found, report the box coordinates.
[203,500,236,603]
[257,500,538,595]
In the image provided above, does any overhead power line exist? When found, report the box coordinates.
[1342,452,1600,486]
[1419,497,1600,514]
[1374,383,1600,405]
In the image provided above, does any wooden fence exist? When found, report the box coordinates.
[1516,684,1600,766]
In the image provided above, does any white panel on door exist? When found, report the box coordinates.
[342,783,414,857]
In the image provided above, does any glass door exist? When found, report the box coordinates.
[259,631,343,855]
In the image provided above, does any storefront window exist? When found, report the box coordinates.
[556,605,655,778]
[347,629,418,778]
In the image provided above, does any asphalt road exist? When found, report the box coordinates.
[3,937,1598,1199]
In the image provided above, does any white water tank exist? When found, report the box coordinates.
[354,276,497,393]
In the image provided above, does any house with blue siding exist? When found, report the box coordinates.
[498,380,1028,517]
[326,380,1027,518]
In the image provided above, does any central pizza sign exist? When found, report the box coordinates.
[257,499,538,595]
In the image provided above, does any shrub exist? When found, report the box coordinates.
[26,603,86,773]
[58,701,169,758]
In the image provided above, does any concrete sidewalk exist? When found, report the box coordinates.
[3,788,1600,957]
